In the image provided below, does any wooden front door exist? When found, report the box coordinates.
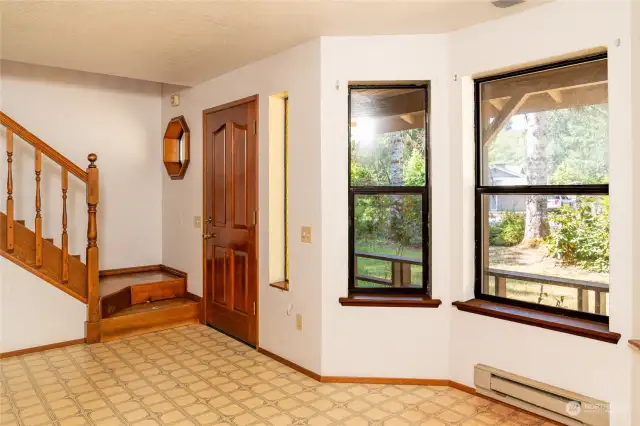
[204,97,258,345]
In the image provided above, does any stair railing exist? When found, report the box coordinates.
[1,112,100,342]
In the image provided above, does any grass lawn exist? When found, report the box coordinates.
[355,241,422,288]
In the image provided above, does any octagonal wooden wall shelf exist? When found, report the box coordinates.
[163,115,190,180]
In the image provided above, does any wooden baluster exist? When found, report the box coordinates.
[85,154,100,343]
[496,276,507,297]
[578,288,590,313]
[595,290,607,315]
[35,149,43,267]
[392,261,401,287]
[61,168,69,283]
[401,263,412,286]
[6,129,14,252]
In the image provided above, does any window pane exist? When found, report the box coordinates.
[354,194,423,289]
[479,58,608,186]
[481,194,609,316]
[350,88,426,187]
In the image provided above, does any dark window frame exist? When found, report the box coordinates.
[474,53,609,323]
[348,83,431,296]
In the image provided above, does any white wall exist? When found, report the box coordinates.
[319,35,452,378]
[161,40,323,373]
[0,257,86,352]
[0,61,163,269]
[448,1,636,424]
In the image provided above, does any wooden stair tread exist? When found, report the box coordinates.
[109,298,197,318]
[100,297,200,342]
[99,270,184,297]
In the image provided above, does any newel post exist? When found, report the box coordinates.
[85,153,100,343]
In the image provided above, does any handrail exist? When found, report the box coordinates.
[487,268,609,291]
[0,112,88,183]
[355,250,422,265]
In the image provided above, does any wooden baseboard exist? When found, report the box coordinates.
[99,264,163,277]
[257,348,322,381]
[0,338,85,359]
[321,376,450,386]
[99,264,188,278]
[257,348,562,426]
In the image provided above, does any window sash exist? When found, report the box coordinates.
[348,188,429,294]
[348,84,430,295]
[474,55,610,323]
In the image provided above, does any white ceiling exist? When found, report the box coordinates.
[0,0,547,86]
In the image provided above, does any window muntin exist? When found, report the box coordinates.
[476,55,609,322]
[349,85,429,295]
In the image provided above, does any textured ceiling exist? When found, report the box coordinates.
[0,0,547,86]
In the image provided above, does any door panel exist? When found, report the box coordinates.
[233,250,249,314]
[213,247,227,306]
[204,98,257,345]
[232,124,248,230]
[213,125,227,227]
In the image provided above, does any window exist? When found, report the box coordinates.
[348,84,430,295]
[269,93,289,290]
[475,54,609,322]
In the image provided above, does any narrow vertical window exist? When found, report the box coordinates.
[269,93,289,290]
[284,97,289,283]
[348,84,430,296]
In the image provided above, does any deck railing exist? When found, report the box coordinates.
[354,250,421,287]
[485,268,609,315]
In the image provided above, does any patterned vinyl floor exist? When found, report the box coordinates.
[0,325,556,426]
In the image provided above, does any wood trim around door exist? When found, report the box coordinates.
[202,94,259,346]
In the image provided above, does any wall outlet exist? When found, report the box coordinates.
[296,314,303,331]
[194,216,201,228]
[301,226,311,243]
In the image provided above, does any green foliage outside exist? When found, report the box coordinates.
[546,198,610,273]
[489,105,610,271]
[489,105,609,186]
[489,211,525,247]
[351,128,425,286]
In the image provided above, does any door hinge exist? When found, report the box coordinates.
[252,120,257,135]
[253,210,257,225]
[253,302,256,315]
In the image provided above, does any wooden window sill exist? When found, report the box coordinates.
[269,281,289,291]
[339,294,442,308]
[630,340,640,350]
[452,299,620,344]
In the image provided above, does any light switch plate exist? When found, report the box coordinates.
[194,216,201,228]
[301,226,311,243]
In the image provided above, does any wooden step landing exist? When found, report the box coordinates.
[99,265,188,319]
[100,298,199,342]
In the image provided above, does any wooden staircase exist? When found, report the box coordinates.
[0,112,200,345]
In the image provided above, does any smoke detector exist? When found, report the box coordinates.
[492,0,526,7]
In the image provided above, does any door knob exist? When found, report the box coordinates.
[203,233,217,240]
